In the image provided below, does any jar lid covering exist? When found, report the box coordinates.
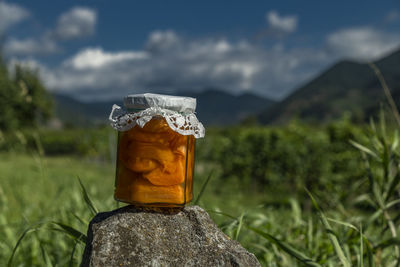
[109,93,205,138]
[124,93,196,114]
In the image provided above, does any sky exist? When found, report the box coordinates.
[1,0,400,101]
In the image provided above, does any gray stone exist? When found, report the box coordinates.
[81,205,261,267]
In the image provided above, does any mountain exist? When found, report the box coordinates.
[53,89,275,126]
[52,94,122,126]
[177,89,276,125]
[259,48,400,124]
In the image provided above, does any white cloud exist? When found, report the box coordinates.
[6,6,400,102]
[326,27,400,61]
[54,7,97,40]
[266,10,298,35]
[65,47,148,69]
[145,30,181,53]
[4,37,59,56]
[14,27,400,101]
[4,6,97,57]
[17,30,328,100]
[0,2,29,33]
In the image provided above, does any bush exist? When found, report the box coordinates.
[196,118,366,205]
[0,127,117,160]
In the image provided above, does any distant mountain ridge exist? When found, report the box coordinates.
[52,94,121,126]
[53,89,275,126]
[259,48,400,124]
[177,89,276,125]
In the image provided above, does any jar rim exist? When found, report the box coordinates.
[124,93,196,114]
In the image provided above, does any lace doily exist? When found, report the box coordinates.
[109,104,205,138]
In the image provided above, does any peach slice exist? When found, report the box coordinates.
[130,176,185,204]
[143,157,185,186]
[126,141,175,162]
[124,157,159,172]
[126,129,174,146]
[115,166,185,204]
[140,117,172,133]
[119,138,175,170]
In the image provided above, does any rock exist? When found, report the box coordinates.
[81,205,261,267]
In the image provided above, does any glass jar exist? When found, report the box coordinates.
[109,94,204,207]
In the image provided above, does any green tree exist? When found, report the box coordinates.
[0,56,53,131]
[13,64,53,128]
[0,56,19,130]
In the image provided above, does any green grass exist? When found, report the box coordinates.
[0,152,270,266]
[0,152,114,221]
[0,152,115,266]
[2,116,400,266]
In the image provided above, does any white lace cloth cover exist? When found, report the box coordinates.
[109,104,205,138]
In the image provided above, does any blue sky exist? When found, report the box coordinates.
[1,0,400,101]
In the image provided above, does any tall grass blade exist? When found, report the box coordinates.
[307,218,313,253]
[386,199,400,210]
[306,189,351,267]
[392,130,399,151]
[249,243,271,254]
[385,172,400,202]
[69,240,79,267]
[248,226,322,267]
[350,140,378,159]
[207,209,236,220]
[77,177,98,216]
[33,229,54,267]
[365,237,375,267]
[327,218,375,266]
[290,198,303,225]
[360,224,364,267]
[71,211,89,226]
[194,171,213,205]
[370,118,377,135]
[51,222,87,244]
[361,153,383,209]
[38,238,53,267]
[354,194,376,209]
[368,62,400,128]
[234,212,245,240]
[380,108,388,141]
[327,218,359,232]
[7,223,45,267]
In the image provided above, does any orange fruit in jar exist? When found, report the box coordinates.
[130,176,185,204]
[124,157,159,172]
[126,140,175,162]
[116,166,185,204]
[118,118,190,188]
[114,166,141,201]
[119,136,174,170]
[140,117,172,133]
[143,155,185,186]
[126,125,175,146]
[170,134,187,150]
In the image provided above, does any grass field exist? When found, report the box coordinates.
[0,152,114,266]
[2,117,400,266]
[0,151,271,266]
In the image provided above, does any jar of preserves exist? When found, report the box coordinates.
[109,93,205,207]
